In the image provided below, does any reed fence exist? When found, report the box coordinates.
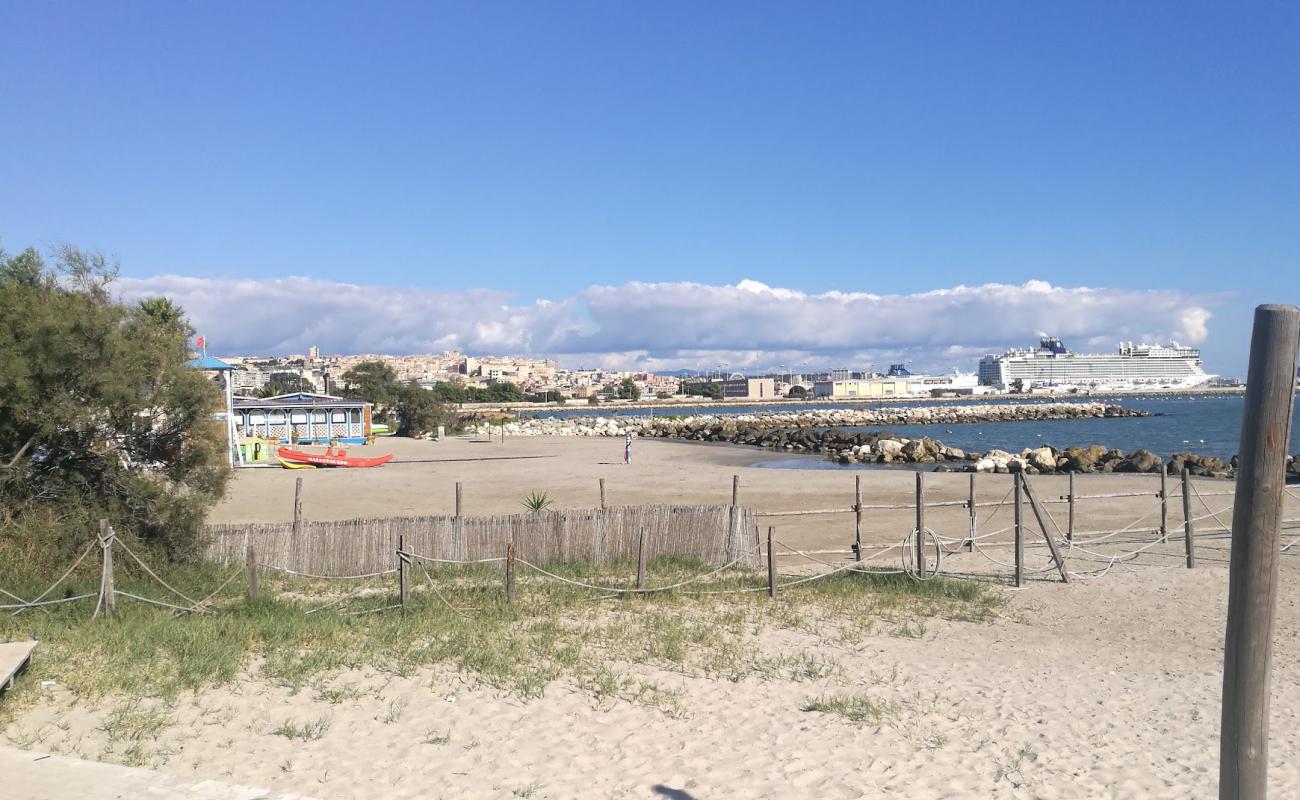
[202,504,761,576]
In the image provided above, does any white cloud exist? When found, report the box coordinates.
[116,276,1213,372]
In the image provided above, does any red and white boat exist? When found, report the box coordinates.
[276,446,394,468]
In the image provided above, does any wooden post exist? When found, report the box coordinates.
[914,471,926,575]
[854,475,863,562]
[505,542,517,604]
[1220,303,1300,800]
[767,526,778,598]
[454,481,464,562]
[636,527,648,591]
[967,472,977,552]
[98,519,115,615]
[595,477,607,564]
[1013,473,1024,588]
[1066,471,1075,543]
[727,474,740,562]
[246,543,258,601]
[1182,468,1196,569]
[1160,468,1169,543]
[291,476,304,569]
[397,533,410,607]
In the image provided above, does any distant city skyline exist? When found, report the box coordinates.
[120,274,1217,377]
[5,2,1297,379]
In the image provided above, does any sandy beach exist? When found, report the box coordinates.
[8,434,1300,798]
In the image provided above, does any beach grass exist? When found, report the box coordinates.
[0,555,1003,732]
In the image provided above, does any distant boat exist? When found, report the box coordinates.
[277,446,394,468]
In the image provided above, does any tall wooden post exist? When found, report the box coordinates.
[967,472,977,552]
[1220,303,1300,800]
[1066,471,1075,543]
[454,481,464,562]
[595,477,607,564]
[1159,468,1169,543]
[1183,468,1196,569]
[397,533,410,607]
[505,543,517,605]
[914,471,926,575]
[98,519,116,615]
[636,527,648,591]
[854,475,863,562]
[727,474,741,562]
[292,477,304,569]
[246,543,259,601]
[767,526,778,598]
[1013,473,1024,588]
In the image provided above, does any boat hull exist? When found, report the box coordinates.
[276,447,394,468]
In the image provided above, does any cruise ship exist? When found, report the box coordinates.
[978,337,1213,392]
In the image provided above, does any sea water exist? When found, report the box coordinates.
[529,394,1300,465]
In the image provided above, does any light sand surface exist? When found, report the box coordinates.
[8,556,1300,798]
[10,435,1300,798]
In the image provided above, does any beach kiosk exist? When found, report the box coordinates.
[232,392,373,446]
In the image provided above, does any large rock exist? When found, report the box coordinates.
[1024,446,1057,473]
[1116,449,1163,473]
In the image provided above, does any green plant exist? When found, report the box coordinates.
[271,717,331,741]
[520,490,554,513]
[802,693,896,724]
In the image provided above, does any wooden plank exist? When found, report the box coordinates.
[1020,475,1070,583]
[99,520,115,616]
[505,543,517,605]
[0,640,38,692]
[967,472,977,552]
[1220,303,1300,800]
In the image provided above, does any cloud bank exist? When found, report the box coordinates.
[116,276,1213,372]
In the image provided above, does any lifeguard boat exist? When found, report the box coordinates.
[276,446,394,468]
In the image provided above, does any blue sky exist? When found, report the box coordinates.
[2,2,1297,376]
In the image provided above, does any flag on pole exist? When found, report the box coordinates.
[196,335,206,353]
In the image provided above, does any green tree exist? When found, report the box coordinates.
[616,377,641,400]
[0,245,230,561]
[485,382,525,403]
[394,381,449,438]
[684,381,724,400]
[258,372,316,397]
[430,380,468,404]
[341,360,399,417]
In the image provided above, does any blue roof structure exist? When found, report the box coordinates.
[187,353,234,371]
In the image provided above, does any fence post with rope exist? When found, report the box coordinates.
[506,543,517,604]
[914,472,926,575]
[1220,302,1300,800]
[767,526,777,598]
[967,472,977,552]
[1013,473,1024,588]
[98,519,116,616]
[398,533,410,608]
[246,542,258,601]
[1066,471,1076,542]
[854,475,863,562]
[1182,468,1195,569]
[1159,468,1169,543]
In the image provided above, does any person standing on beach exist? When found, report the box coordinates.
[624,432,633,465]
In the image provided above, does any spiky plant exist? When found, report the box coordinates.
[520,490,554,513]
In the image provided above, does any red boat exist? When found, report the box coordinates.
[276,446,394,468]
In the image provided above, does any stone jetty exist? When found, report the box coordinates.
[474,402,1300,480]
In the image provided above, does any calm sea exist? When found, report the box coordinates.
[526,394,1300,465]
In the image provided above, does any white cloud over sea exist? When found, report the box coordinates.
[116,276,1213,372]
